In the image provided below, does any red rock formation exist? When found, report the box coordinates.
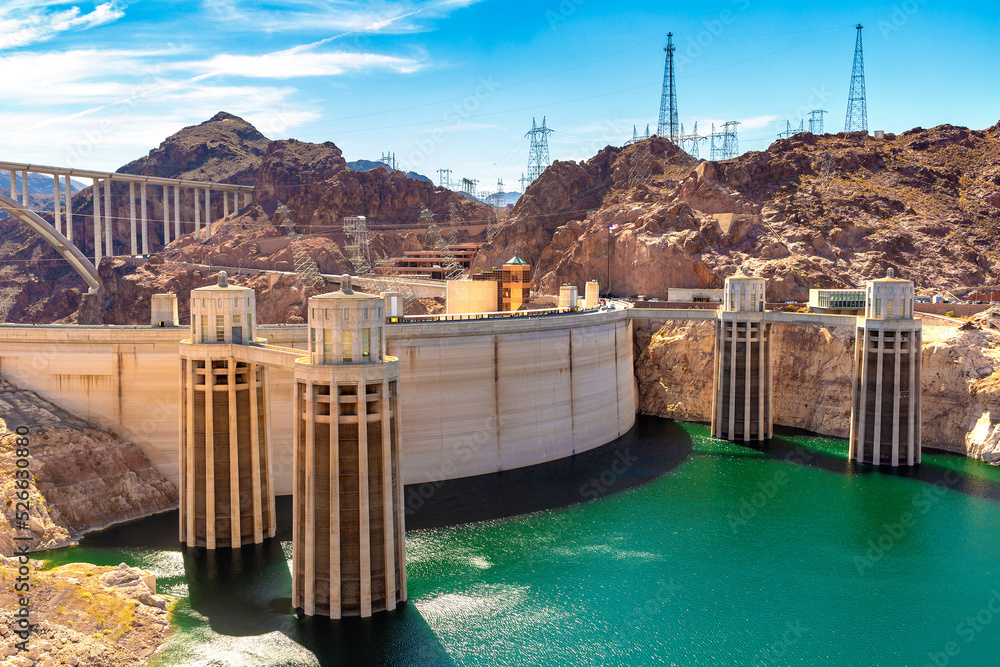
[479,123,1000,301]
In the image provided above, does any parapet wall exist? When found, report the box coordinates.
[0,310,636,493]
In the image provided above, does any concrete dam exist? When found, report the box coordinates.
[0,293,638,494]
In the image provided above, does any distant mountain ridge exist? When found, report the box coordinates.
[1,170,83,195]
[346,159,432,184]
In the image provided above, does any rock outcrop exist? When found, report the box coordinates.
[252,138,488,227]
[1,112,490,325]
[0,557,169,666]
[634,315,1000,464]
[480,124,1000,301]
[0,377,177,555]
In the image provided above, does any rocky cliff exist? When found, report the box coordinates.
[0,112,488,325]
[480,124,1000,301]
[0,377,177,555]
[634,315,1000,464]
[0,557,169,666]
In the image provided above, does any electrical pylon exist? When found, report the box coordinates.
[657,33,679,144]
[844,24,868,133]
[681,122,706,158]
[809,110,828,135]
[437,169,452,188]
[525,117,554,183]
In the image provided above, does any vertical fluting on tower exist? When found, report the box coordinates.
[179,271,275,548]
[711,268,772,442]
[849,269,921,467]
[292,278,406,618]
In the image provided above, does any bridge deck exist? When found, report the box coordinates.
[0,161,254,191]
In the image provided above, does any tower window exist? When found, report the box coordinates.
[342,329,353,362]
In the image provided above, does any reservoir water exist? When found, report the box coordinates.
[41,417,1000,666]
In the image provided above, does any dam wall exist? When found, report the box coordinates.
[0,310,636,493]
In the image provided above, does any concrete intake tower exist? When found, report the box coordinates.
[292,279,406,618]
[849,269,922,466]
[711,267,772,442]
[179,271,276,548]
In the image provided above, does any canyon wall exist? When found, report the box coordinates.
[634,317,1000,464]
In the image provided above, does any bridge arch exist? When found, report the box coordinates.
[0,192,100,292]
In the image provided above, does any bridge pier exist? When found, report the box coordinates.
[103,178,112,257]
[292,281,406,618]
[141,182,149,255]
[179,271,275,548]
[52,174,61,234]
[129,182,137,255]
[849,269,922,466]
[92,177,102,264]
[163,184,170,245]
[711,268,772,442]
[63,175,72,243]
[173,185,181,241]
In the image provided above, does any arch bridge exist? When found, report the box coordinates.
[0,160,255,290]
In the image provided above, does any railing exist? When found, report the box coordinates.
[397,305,591,323]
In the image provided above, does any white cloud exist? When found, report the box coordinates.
[202,0,482,34]
[195,48,422,79]
[0,1,125,50]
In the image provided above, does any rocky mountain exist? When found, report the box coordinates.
[479,124,1000,301]
[118,110,271,184]
[346,158,432,183]
[0,112,489,324]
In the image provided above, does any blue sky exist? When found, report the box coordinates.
[2,0,998,193]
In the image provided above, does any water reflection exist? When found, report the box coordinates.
[177,543,454,666]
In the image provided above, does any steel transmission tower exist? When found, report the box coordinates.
[681,122,706,158]
[525,117,554,183]
[778,120,805,140]
[437,168,452,188]
[844,24,868,133]
[378,152,398,171]
[710,122,740,160]
[657,33,679,143]
[809,110,828,135]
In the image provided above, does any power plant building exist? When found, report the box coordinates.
[471,252,531,311]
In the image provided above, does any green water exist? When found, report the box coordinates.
[41,418,1000,666]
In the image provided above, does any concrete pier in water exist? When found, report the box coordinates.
[179,272,276,548]
[291,280,406,618]
[849,269,922,466]
[711,268,772,442]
